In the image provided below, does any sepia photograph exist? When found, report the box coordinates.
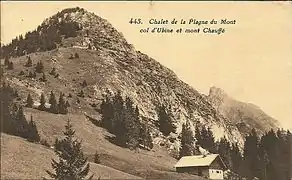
[1,1,291,180]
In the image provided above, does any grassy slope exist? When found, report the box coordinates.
[20,108,205,180]
[1,133,141,180]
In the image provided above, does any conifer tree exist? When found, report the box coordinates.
[58,93,68,114]
[25,56,33,67]
[45,119,93,180]
[195,125,201,146]
[38,93,46,111]
[4,56,9,66]
[243,128,261,179]
[217,137,232,169]
[49,91,58,114]
[139,123,153,150]
[26,93,34,108]
[27,115,40,142]
[14,106,29,138]
[157,104,176,136]
[65,100,70,108]
[81,80,87,87]
[112,91,126,146]
[230,143,242,174]
[179,120,195,158]
[35,61,44,73]
[74,52,79,59]
[28,71,33,78]
[0,83,15,134]
[124,97,140,149]
[100,96,114,132]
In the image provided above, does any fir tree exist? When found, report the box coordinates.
[13,106,29,138]
[100,96,114,132]
[179,120,195,158]
[38,93,46,111]
[26,93,34,108]
[217,137,232,169]
[25,56,33,67]
[4,56,9,66]
[35,61,44,73]
[58,93,68,114]
[28,71,33,78]
[195,125,202,146]
[199,126,216,153]
[157,104,176,136]
[49,91,58,114]
[65,100,70,108]
[123,97,140,149]
[112,91,127,147]
[74,52,79,59]
[27,115,40,142]
[230,143,242,174]
[45,119,93,180]
[0,83,15,134]
[139,123,153,150]
[81,80,87,87]
[243,128,261,179]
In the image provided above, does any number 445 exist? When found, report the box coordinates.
[129,18,143,24]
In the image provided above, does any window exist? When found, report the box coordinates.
[216,170,220,173]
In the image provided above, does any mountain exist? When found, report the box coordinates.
[207,86,281,135]
[0,7,282,179]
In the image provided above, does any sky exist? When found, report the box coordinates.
[1,1,292,130]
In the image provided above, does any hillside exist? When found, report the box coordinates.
[0,6,283,179]
[1,133,142,179]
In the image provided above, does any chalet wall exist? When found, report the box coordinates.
[209,169,224,180]
[176,166,209,178]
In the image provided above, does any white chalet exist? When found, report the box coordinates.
[175,154,227,180]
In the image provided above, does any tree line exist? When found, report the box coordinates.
[179,120,292,180]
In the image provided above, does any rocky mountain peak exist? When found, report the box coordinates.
[208,86,229,110]
[209,86,228,99]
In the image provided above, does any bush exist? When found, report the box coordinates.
[19,70,25,76]
[40,139,50,147]
[94,151,101,164]
[74,52,79,59]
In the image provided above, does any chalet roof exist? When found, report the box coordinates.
[174,154,226,168]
